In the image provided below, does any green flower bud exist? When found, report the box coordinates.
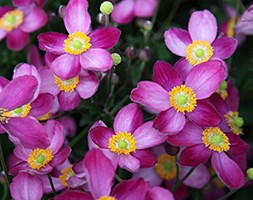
[100,1,114,15]
[219,81,228,90]
[247,168,253,180]
[111,53,122,66]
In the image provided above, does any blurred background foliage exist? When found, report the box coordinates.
[0,0,253,199]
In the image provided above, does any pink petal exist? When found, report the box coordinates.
[80,48,113,72]
[209,93,229,115]
[114,103,143,134]
[146,186,175,200]
[20,5,47,33]
[133,121,166,149]
[185,60,226,99]
[54,190,92,200]
[50,146,71,166]
[84,148,115,199]
[130,81,170,113]
[118,154,140,172]
[153,61,182,91]
[132,149,156,168]
[111,0,135,24]
[188,10,217,43]
[27,45,44,68]
[30,93,54,117]
[7,28,29,51]
[0,28,7,40]
[51,54,81,79]
[38,32,67,55]
[89,126,114,149]
[0,6,12,17]
[167,121,203,146]
[174,58,193,81]
[227,133,249,156]
[38,68,59,96]
[186,101,222,127]
[164,28,191,56]
[10,172,43,200]
[179,144,211,167]
[12,0,33,7]
[89,26,121,49]
[134,0,157,17]
[211,152,244,189]
[212,37,237,59]
[58,90,80,111]
[153,108,186,134]
[76,71,98,99]
[227,80,239,111]
[64,0,91,33]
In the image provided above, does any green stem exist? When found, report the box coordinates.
[69,126,89,147]
[47,173,56,196]
[173,156,179,185]
[171,167,195,192]
[0,141,10,188]
[115,173,123,183]
[164,0,182,29]
[105,14,109,27]
[109,95,129,116]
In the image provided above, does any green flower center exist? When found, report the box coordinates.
[219,81,228,90]
[13,107,23,114]
[233,117,244,128]
[195,48,205,58]
[72,40,83,50]
[177,94,188,105]
[6,15,16,24]
[118,140,128,149]
[210,134,223,146]
[36,155,46,164]
[164,162,173,171]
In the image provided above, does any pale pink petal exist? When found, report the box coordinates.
[58,90,80,111]
[118,154,140,173]
[134,0,157,17]
[111,0,135,24]
[146,186,175,200]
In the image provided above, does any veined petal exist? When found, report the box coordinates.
[212,37,237,59]
[118,154,140,173]
[174,58,193,81]
[38,68,59,96]
[58,90,80,111]
[7,28,28,51]
[227,133,249,156]
[146,186,175,200]
[30,93,54,117]
[89,126,114,149]
[132,149,156,168]
[50,146,71,166]
[111,0,135,24]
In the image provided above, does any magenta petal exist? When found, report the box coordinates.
[134,0,157,17]
[227,133,249,156]
[153,108,186,134]
[89,126,114,148]
[186,101,222,127]
[153,61,182,91]
[132,168,162,187]
[0,75,38,110]
[188,10,217,43]
[58,90,80,111]
[133,121,166,149]
[27,45,44,68]
[227,80,239,111]
[132,149,156,168]
[146,186,174,200]
[54,190,92,200]
[112,179,149,200]
[89,26,120,49]
[84,148,115,199]
[38,32,67,55]
[167,121,203,146]
[7,28,28,51]
[185,60,225,99]
[174,58,193,81]
[164,28,191,56]
[118,154,140,172]
[179,144,211,167]
[4,117,49,149]
[212,37,237,59]
[0,6,12,17]
[20,6,47,33]
[111,0,135,24]
[38,68,59,95]
[10,172,43,200]
[50,146,71,166]
[230,154,247,170]
[64,0,91,33]
[209,93,229,115]
[30,93,54,117]
[0,28,7,40]
[76,71,98,99]
[131,81,170,113]
[13,0,33,7]
[211,152,244,189]
[114,103,143,133]
[80,48,113,72]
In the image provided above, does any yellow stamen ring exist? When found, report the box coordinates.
[2,103,31,118]
[37,112,51,121]
[98,196,116,200]
[155,154,177,180]
[64,32,92,55]
[226,18,236,38]
[186,40,213,66]
[224,111,243,135]
[202,127,230,152]
[59,164,75,187]
[0,9,24,32]
[27,148,53,170]
[54,75,79,93]
[169,85,197,113]
[108,132,137,155]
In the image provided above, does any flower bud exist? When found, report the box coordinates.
[164,143,180,156]
[143,20,153,31]
[125,45,137,59]
[58,5,66,18]
[96,13,106,25]
[247,168,253,179]
[111,73,119,85]
[100,1,114,15]
[139,46,151,62]
[111,53,122,66]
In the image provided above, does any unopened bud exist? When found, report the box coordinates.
[164,143,180,156]
[96,13,106,25]
[111,73,119,85]
[125,45,137,59]
[139,46,151,62]
[58,5,66,18]
[143,20,153,31]
[247,168,253,179]
[219,81,228,90]
[100,1,114,15]
[111,53,121,66]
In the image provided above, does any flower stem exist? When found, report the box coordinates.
[0,141,10,188]
[173,156,179,185]
[115,173,123,183]
[105,14,110,27]
[47,173,56,196]
[171,167,195,192]
[164,0,182,29]
[69,126,89,147]
[109,95,129,116]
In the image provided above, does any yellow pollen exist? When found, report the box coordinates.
[108,132,137,155]
[226,18,236,38]
[54,75,79,92]
[155,154,177,180]
[98,196,116,200]
[0,108,9,124]
[27,148,53,170]
[2,103,31,118]
[169,85,197,113]
[59,164,75,187]
[202,127,230,152]
[186,40,213,66]
[37,112,51,121]
[224,111,243,135]
[64,32,92,55]
[0,9,24,32]
[215,89,228,100]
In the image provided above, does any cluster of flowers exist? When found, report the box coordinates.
[0,0,252,199]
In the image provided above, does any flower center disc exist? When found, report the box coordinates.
[59,164,75,187]
[64,32,92,55]
[27,148,53,170]
[99,196,116,200]
[0,9,24,32]
[224,111,243,135]
[202,127,230,152]
[108,132,137,155]
[169,85,197,113]
[186,40,213,66]
[155,154,177,180]
[54,75,79,92]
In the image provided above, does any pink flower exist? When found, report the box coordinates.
[131,60,224,134]
[13,0,46,7]
[164,10,237,80]
[111,0,158,24]
[89,103,166,172]
[0,3,47,50]
[38,0,121,79]
[235,5,253,35]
